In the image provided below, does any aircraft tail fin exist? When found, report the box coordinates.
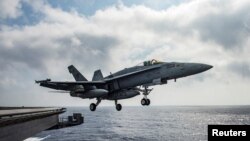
[92,69,103,81]
[68,65,88,81]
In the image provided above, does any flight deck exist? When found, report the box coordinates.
[0,107,83,141]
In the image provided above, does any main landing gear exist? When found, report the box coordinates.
[90,98,101,111]
[89,98,122,111]
[115,100,122,111]
[140,86,153,106]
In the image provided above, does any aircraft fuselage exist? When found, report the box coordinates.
[103,62,212,92]
[36,60,212,111]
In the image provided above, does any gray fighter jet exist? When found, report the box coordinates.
[36,59,212,111]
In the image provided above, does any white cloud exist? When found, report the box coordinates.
[0,0,22,19]
[0,0,250,106]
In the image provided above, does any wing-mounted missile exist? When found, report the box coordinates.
[35,78,51,83]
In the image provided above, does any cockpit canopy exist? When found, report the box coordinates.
[136,59,164,66]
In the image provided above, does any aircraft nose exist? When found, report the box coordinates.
[204,64,213,70]
[181,63,213,76]
[200,64,213,72]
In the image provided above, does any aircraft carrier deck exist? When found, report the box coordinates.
[0,107,66,141]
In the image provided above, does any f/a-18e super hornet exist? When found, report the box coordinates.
[36,59,212,111]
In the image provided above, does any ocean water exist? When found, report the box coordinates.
[33,106,250,141]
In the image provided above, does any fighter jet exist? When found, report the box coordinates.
[36,59,212,111]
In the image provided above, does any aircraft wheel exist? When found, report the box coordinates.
[141,98,147,106]
[116,104,122,111]
[90,103,96,111]
[146,99,150,106]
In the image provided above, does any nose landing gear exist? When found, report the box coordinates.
[141,98,150,106]
[139,86,152,106]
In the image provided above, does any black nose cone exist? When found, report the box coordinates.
[199,64,213,72]
[205,64,213,70]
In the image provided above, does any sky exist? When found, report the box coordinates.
[0,0,250,107]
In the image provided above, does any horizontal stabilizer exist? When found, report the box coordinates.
[36,79,105,91]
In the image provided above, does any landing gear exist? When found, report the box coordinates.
[90,103,96,111]
[116,104,122,111]
[147,99,150,105]
[141,98,150,106]
[140,86,152,106]
[89,98,101,111]
[115,100,122,111]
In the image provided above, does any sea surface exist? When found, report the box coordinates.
[31,106,250,141]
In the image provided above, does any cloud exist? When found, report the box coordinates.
[0,0,250,106]
[228,61,250,79]
[0,0,22,19]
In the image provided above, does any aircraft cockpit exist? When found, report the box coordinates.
[136,59,164,66]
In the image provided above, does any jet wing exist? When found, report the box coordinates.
[36,65,160,90]
[44,81,106,85]
[105,65,161,81]
[35,79,106,91]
